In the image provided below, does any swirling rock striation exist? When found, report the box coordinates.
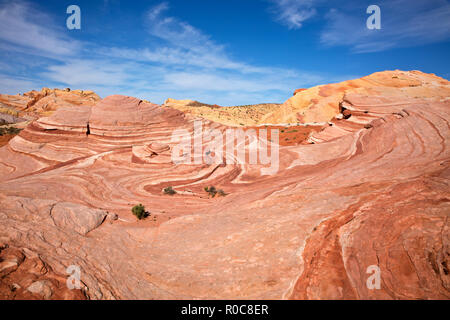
[0,71,449,300]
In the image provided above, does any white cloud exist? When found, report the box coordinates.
[96,46,271,74]
[146,2,220,52]
[320,0,450,53]
[0,2,80,58]
[36,56,329,105]
[0,1,342,106]
[0,75,40,94]
[135,2,275,74]
[267,0,450,52]
[41,60,134,87]
[147,2,169,21]
[268,0,318,29]
[162,71,321,92]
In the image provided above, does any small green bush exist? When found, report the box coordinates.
[131,204,148,220]
[205,186,227,198]
[0,127,21,136]
[6,127,21,135]
[204,186,217,197]
[163,186,176,195]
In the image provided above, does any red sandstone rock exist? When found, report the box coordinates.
[50,202,108,236]
[0,70,449,300]
[145,142,170,156]
[0,245,86,300]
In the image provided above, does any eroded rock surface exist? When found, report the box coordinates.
[0,244,86,300]
[0,71,449,300]
[50,203,107,236]
[266,70,450,124]
[0,87,100,119]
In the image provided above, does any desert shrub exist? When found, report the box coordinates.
[6,127,21,135]
[163,186,176,195]
[131,204,148,220]
[205,186,227,197]
[0,127,21,136]
[204,186,217,197]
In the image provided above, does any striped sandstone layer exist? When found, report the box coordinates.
[0,71,449,299]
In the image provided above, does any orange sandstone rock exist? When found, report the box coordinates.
[0,70,448,300]
[293,88,307,95]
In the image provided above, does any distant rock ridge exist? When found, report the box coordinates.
[163,70,450,127]
[0,87,100,120]
[264,70,450,124]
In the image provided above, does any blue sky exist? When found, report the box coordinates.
[0,0,449,105]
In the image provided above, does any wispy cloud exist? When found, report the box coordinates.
[320,0,450,53]
[135,2,274,74]
[165,72,291,92]
[0,1,80,58]
[268,0,319,29]
[0,1,339,105]
[146,2,219,52]
[41,60,134,87]
[0,75,40,94]
[267,0,450,52]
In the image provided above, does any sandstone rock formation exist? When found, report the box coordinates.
[0,88,101,147]
[293,88,307,95]
[164,98,282,127]
[0,71,449,300]
[50,203,108,236]
[0,87,100,120]
[268,70,450,124]
[0,244,86,300]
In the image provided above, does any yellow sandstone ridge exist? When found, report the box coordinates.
[265,70,450,124]
[163,70,450,126]
[164,98,282,127]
